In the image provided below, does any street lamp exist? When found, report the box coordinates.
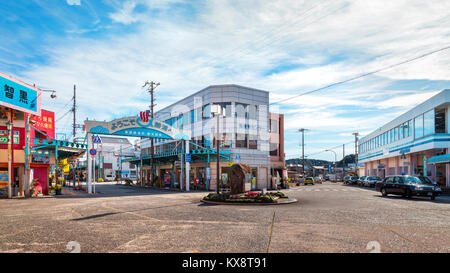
[325,149,337,181]
[41,89,57,99]
[298,128,309,178]
[210,104,222,194]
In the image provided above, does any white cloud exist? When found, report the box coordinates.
[66,0,81,6]
[15,0,450,149]
[109,1,139,25]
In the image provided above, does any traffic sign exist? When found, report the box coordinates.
[185,153,191,163]
[89,149,97,156]
[93,135,102,144]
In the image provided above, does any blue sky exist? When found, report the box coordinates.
[1,0,450,161]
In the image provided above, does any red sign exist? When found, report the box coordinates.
[30,109,55,139]
[140,111,149,123]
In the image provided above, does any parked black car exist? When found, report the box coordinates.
[375,175,442,200]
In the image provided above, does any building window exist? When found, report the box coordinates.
[414,114,424,139]
[270,143,279,156]
[248,105,257,120]
[236,133,248,148]
[196,107,202,121]
[408,120,413,136]
[394,127,398,141]
[202,104,210,119]
[424,109,435,136]
[270,119,278,133]
[190,110,195,123]
[235,103,248,118]
[435,108,446,133]
[183,112,189,125]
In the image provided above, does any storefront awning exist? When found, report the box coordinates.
[428,154,450,164]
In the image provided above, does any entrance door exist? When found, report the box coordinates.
[32,167,48,195]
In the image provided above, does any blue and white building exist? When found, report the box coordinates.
[358,89,450,188]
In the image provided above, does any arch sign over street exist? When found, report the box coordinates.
[84,114,192,194]
[85,115,191,140]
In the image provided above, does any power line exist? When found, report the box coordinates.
[270,45,450,105]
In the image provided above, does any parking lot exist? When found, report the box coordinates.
[1,182,450,253]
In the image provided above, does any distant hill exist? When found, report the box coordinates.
[286,154,356,167]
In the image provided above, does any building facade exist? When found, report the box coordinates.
[358,89,450,188]
[133,84,284,190]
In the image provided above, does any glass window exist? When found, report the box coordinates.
[236,133,248,148]
[177,115,182,128]
[394,127,398,141]
[414,114,424,139]
[190,110,195,123]
[408,120,413,137]
[248,105,257,120]
[196,107,202,121]
[183,112,189,125]
[390,129,393,143]
[270,143,279,156]
[218,103,232,117]
[424,109,435,136]
[202,104,210,119]
[235,103,248,118]
[270,119,278,133]
[249,135,257,149]
[435,108,446,133]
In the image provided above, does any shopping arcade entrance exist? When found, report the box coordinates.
[85,114,231,193]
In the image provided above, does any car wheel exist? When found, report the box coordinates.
[381,188,387,197]
[405,189,412,199]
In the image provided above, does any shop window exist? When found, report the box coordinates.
[414,114,424,139]
[424,109,434,136]
[435,108,446,133]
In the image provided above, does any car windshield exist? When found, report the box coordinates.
[351,177,358,180]
[368,177,379,180]
[417,176,434,185]
[403,176,433,184]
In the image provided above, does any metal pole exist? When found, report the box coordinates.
[342,144,346,179]
[24,114,30,197]
[216,113,220,194]
[7,110,13,198]
[185,140,190,192]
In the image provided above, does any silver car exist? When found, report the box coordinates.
[363,176,382,187]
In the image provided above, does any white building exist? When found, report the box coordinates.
[358,89,450,188]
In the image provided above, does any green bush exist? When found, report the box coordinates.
[269,191,288,198]
[124,179,133,185]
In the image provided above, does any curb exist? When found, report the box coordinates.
[200,198,298,206]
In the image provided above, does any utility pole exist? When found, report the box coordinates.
[73,85,76,139]
[71,84,83,142]
[299,128,308,178]
[142,81,160,186]
[342,144,346,179]
[352,132,359,175]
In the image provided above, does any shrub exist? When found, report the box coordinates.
[98,178,104,182]
[269,191,288,198]
[124,179,133,185]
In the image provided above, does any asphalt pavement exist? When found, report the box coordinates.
[0,182,449,253]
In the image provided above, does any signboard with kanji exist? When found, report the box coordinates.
[0,72,41,116]
[0,130,19,144]
[85,114,191,140]
[30,109,55,138]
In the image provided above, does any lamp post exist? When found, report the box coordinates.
[210,105,222,194]
[325,149,337,181]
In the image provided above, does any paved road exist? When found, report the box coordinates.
[1,182,449,253]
